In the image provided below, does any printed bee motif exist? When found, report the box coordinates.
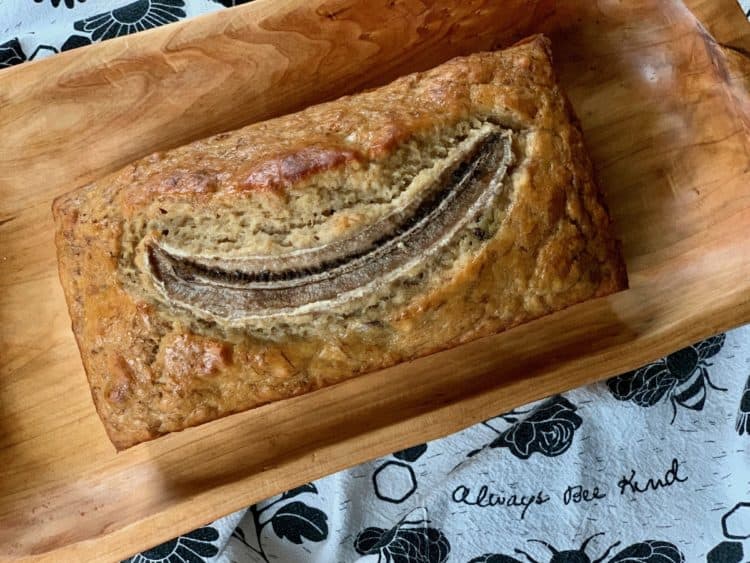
[354,517,450,563]
[469,533,684,563]
[606,334,726,423]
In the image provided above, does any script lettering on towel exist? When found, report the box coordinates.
[450,484,550,520]
[617,458,688,496]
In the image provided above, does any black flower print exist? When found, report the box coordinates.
[354,519,450,563]
[125,526,219,563]
[468,533,684,563]
[468,396,582,460]
[230,482,328,562]
[735,375,750,436]
[271,501,328,544]
[33,0,86,8]
[74,0,186,42]
[607,334,726,423]
[0,38,26,69]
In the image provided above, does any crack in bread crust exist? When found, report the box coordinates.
[145,127,515,322]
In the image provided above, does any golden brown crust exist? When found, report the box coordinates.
[53,35,627,450]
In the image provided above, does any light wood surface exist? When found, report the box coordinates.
[1,0,749,560]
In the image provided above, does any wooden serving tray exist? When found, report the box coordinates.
[1,0,749,560]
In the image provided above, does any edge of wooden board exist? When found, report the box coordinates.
[1,0,749,560]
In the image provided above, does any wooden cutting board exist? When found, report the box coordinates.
[1,0,749,560]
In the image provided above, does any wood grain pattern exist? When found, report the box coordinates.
[1,0,749,560]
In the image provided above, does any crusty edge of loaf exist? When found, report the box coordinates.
[52,195,132,450]
[525,34,627,294]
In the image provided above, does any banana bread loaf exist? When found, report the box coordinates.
[53,35,627,449]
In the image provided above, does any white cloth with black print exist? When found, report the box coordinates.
[157,331,750,563]
[2,2,749,562]
[0,0,248,65]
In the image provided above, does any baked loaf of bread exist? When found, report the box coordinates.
[53,35,626,449]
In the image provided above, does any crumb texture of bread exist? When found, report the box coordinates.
[52,35,627,449]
